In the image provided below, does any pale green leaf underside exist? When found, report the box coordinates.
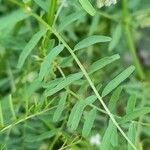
[102,66,135,97]
[58,11,86,32]
[70,100,85,131]
[74,35,111,51]
[110,125,118,147]
[82,108,97,137]
[0,9,29,30]
[84,95,97,105]
[67,101,80,128]
[42,78,64,89]
[45,72,83,96]
[17,29,46,69]
[67,95,96,130]
[101,119,115,150]
[126,94,137,114]
[88,54,120,74]
[109,24,122,51]
[79,0,96,16]
[128,123,136,150]
[38,44,64,81]
[24,79,41,98]
[108,86,122,112]
[119,107,150,124]
[53,92,67,122]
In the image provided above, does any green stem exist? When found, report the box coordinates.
[122,0,145,80]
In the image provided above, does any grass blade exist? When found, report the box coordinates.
[102,66,135,97]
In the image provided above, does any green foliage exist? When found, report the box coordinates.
[82,108,97,137]
[79,0,96,16]
[74,35,111,51]
[128,123,136,150]
[102,66,135,97]
[101,119,117,150]
[108,86,122,112]
[45,72,83,96]
[58,11,86,32]
[53,92,67,122]
[17,29,46,69]
[0,0,150,150]
[39,44,64,81]
[119,107,150,124]
[88,54,120,74]
[126,94,137,114]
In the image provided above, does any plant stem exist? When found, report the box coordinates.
[122,0,145,80]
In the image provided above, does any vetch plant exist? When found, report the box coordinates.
[0,0,150,150]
